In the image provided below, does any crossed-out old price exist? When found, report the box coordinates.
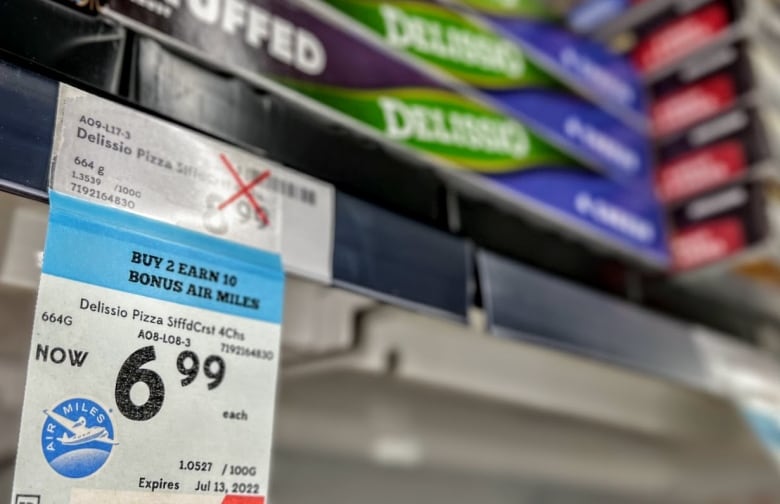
[115,346,226,421]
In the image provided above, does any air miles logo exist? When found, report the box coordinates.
[41,397,117,478]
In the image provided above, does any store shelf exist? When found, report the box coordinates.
[333,193,470,320]
[277,297,780,501]
[5,0,684,269]
[269,450,659,504]
[0,51,666,296]
[0,54,772,391]
[0,60,57,200]
[0,10,680,303]
[478,250,709,388]
[0,60,470,321]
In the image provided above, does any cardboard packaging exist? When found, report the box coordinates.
[655,105,774,204]
[653,171,780,334]
[667,179,780,322]
[320,0,651,179]
[650,33,780,204]
[670,180,766,270]
[444,0,649,127]
[587,0,780,82]
[97,0,668,263]
[625,0,742,76]
[665,100,780,270]
[649,40,753,138]
[103,0,586,176]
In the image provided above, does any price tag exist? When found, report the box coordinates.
[51,84,334,282]
[13,86,287,504]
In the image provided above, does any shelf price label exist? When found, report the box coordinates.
[51,84,334,282]
[13,86,286,504]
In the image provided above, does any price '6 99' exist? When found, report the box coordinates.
[115,346,226,421]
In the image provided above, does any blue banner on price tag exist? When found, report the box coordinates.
[44,192,283,323]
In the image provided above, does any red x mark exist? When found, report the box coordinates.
[218,153,270,226]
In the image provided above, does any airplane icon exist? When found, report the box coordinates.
[44,410,118,446]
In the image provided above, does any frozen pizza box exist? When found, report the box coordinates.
[648,40,753,138]
[654,105,773,204]
[669,180,780,321]
[649,38,780,203]
[601,0,780,85]
[459,165,670,264]
[95,0,651,184]
[647,34,780,137]
[600,0,751,80]
[670,180,780,272]
[321,0,651,172]
[447,0,649,127]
